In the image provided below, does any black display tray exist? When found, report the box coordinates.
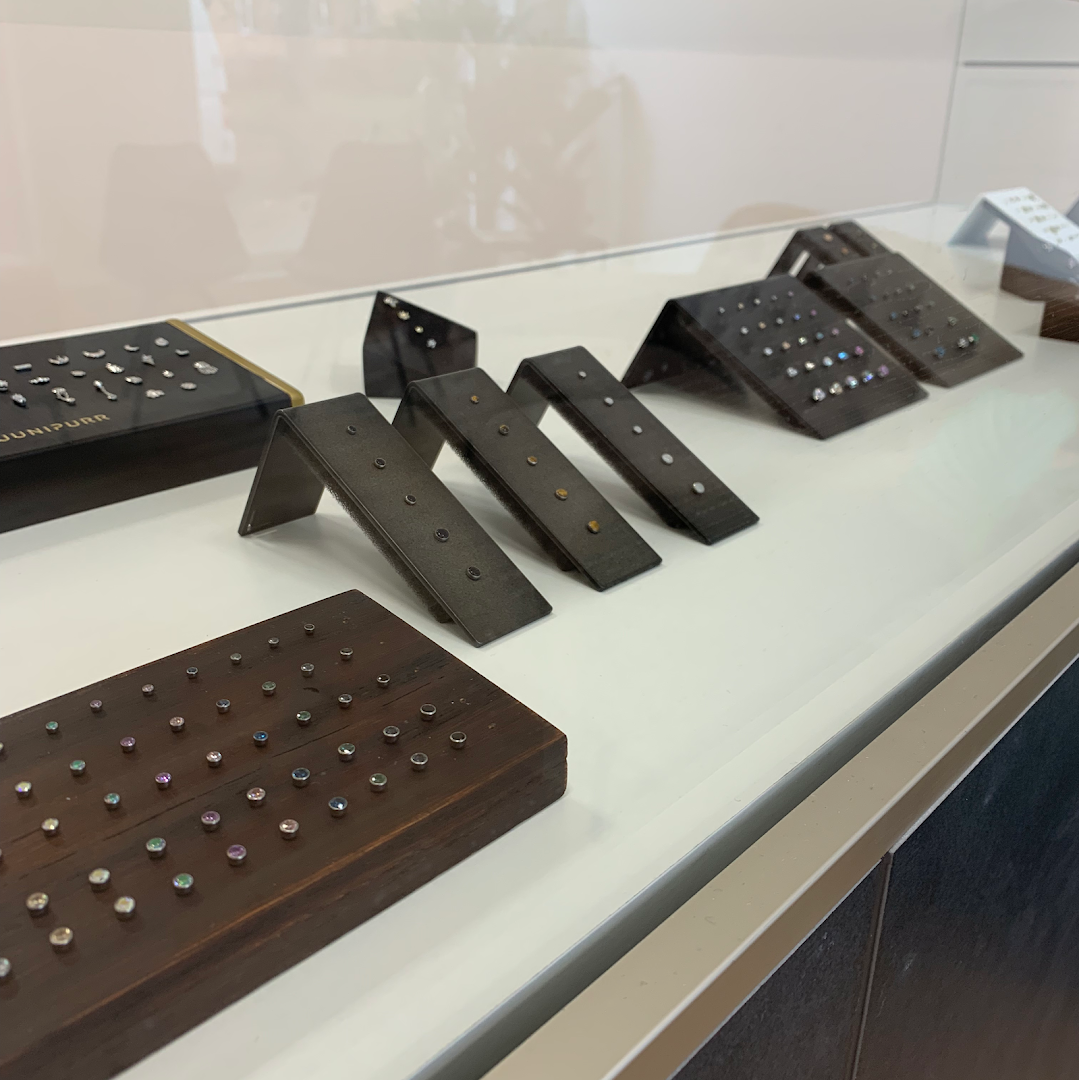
[806,253,1023,387]
[0,320,300,532]
[621,276,926,439]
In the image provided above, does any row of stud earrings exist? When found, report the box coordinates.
[782,347,866,377]
[716,290,803,312]
[15,729,466,838]
[737,314,823,335]
[359,426,605,539]
[38,336,191,366]
[808,366,891,402]
[469,393,709,497]
[382,295,438,349]
[15,702,442,798]
[760,336,857,359]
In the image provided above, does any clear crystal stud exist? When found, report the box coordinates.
[49,927,74,951]
[26,892,49,915]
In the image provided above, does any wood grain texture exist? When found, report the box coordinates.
[0,590,566,1080]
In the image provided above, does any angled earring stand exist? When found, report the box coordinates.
[507,345,758,545]
[363,290,477,398]
[621,275,926,440]
[950,186,1079,302]
[770,220,890,280]
[392,367,661,591]
[239,393,551,646]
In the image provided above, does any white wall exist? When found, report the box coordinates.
[938,0,1079,209]
[1,0,967,338]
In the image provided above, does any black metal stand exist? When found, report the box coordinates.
[806,252,1023,387]
[621,276,926,440]
[507,346,758,545]
[770,220,891,279]
[239,394,551,646]
[363,290,477,398]
[392,368,661,591]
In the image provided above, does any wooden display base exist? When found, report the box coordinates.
[1041,296,1079,343]
[0,591,567,1080]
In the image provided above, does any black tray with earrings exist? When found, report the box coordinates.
[239,393,551,645]
[770,220,890,280]
[507,346,758,545]
[363,290,478,398]
[621,276,926,440]
[0,320,301,533]
[392,367,662,590]
[0,589,567,1080]
[805,252,1024,387]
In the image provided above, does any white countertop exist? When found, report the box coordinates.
[4,205,1079,1080]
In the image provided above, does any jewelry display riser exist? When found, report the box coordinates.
[392,367,661,590]
[507,345,758,545]
[770,219,891,280]
[239,393,551,646]
[621,275,926,439]
[806,252,1023,387]
[363,290,477,398]
[0,590,567,1080]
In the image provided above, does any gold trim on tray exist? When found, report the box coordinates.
[169,319,304,407]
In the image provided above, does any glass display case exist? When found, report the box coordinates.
[1,3,1078,1079]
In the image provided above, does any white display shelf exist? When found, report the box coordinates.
[3,205,1078,1080]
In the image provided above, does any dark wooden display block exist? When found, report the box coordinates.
[507,346,758,545]
[393,367,661,590]
[0,590,567,1080]
[0,320,301,533]
[363,290,477,398]
[807,252,1023,387]
[621,276,926,440]
[1040,294,1079,343]
[770,220,890,279]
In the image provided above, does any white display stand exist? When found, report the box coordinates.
[3,205,1079,1080]
[951,186,1079,292]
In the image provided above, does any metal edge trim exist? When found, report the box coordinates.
[482,561,1079,1080]
[168,319,305,407]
